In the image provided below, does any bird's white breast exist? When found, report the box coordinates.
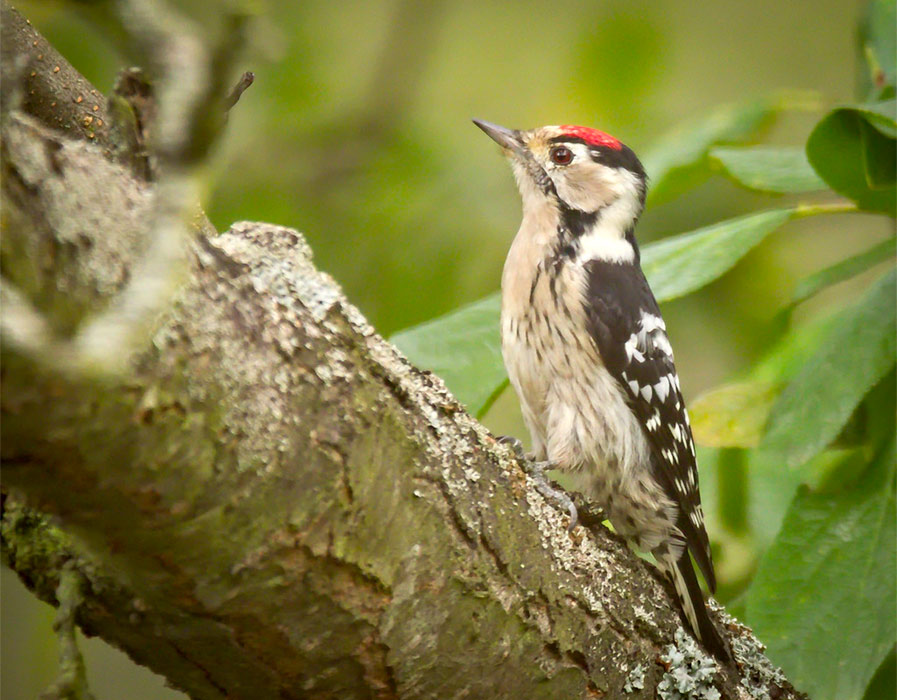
[500,216,652,490]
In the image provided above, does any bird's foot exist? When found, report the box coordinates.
[497,435,526,459]
[570,492,607,529]
[524,460,579,532]
[496,435,578,531]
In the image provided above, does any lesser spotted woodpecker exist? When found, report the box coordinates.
[474,119,728,661]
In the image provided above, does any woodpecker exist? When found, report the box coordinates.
[474,119,729,661]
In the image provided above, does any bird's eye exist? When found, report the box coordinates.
[550,146,574,165]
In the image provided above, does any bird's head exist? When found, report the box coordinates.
[473,120,647,245]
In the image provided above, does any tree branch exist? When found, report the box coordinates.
[0,4,804,699]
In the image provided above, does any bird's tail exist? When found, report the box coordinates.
[665,554,730,663]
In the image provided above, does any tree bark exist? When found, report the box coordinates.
[0,4,804,699]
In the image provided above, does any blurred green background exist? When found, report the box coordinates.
[2,1,892,698]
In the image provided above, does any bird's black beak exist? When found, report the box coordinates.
[473,119,523,155]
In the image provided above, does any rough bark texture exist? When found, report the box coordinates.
[1,4,805,699]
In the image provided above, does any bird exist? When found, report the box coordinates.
[473,119,729,661]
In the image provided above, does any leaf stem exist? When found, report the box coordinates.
[793,201,861,219]
[476,378,509,419]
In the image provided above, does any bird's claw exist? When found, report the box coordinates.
[570,492,607,528]
[525,459,578,532]
[497,436,579,531]
[497,435,526,459]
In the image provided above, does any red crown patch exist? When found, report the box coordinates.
[558,125,622,150]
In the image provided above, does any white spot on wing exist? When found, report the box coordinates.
[640,313,666,332]
[625,334,644,363]
[654,333,674,358]
[654,375,671,403]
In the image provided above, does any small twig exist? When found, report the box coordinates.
[1,0,250,376]
[1,3,113,145]
[225,70,254,112]
[108,67,155,179]
[65,0,245,372]
[40,561,96,700]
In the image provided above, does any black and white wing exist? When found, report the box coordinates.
[584,259,715,592]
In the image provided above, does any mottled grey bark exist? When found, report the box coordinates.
[0,4,805,699]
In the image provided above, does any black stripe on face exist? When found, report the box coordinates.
[519,151,556,197]
[624,224,641,263]
[558,202,599,238]
[598,144,644,177]
[549,135,647,181]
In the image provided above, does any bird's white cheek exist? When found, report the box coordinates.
[553,171,614,212]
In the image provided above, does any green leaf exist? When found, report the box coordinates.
[690,312,840,449]
[745,440,896,700]
[390,294,504,417]
[858,99,897,139]
[750,311,842,384]
[762,268,897,468]
[862,647,896,700]
[710,146,827,193]
[690,381,779,448]
[807,103,897,215]
[641,209,796,302]
[790,237,896,306]
[861,118,897,188]
[643,98,781,206]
